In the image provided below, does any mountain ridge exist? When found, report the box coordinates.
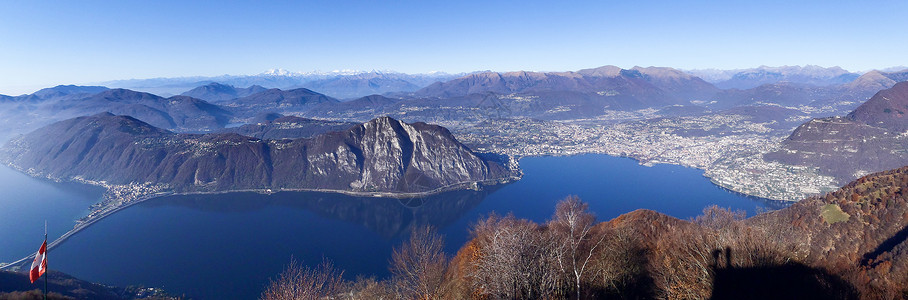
[765,81,908,184]
[412,65,719,106]
[180,82,267,102]
[687,65,861,89]
[103,70,463,99]
[0,113,517,195]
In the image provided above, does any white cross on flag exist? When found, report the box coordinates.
[29,239,47,283]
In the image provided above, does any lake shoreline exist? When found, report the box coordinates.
[0,151,796,271]
[1,153,782,299]
[0,174,519,271]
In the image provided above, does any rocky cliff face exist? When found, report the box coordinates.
[1,113,515,194]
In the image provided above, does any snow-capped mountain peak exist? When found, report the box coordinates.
[261,68,299,76]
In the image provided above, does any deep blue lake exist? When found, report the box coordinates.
[0,166,102,262]
[4,154,783,299]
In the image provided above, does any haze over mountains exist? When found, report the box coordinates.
[4,63,908,298]
[2,64,907,201]
[102,69,463,99]
[91,65,899,100]
[0,86,231,141]
[687,65,862,89]
[2,65,904,134]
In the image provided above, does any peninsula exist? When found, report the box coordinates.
[0,113,519,269]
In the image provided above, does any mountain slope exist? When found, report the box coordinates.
[710,82,826,108]
[412,65,719,109]
[180,83,267,102]
[1,113,516,194]
[229,88,340,116]
[301,94,403,121]
[0,270,127,300]
[629,66,719,101]
[708,77,897,115]
[745,166,908,296]
[219,115,356,139]
[295,71,424,99]
[58,89,232,131]
[0,87,228,143]
[765,82,908,183]
[19,85,110,102]
[442,166,908,299]
[846,81,908,131]
[705,65,860,89]
[842,69,908,92]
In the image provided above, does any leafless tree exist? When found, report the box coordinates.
[652,206,810,299]
[390,226,449,300]
[590,226,647,296]
[694,205,745,231]
[342,276,394,300]
[548,196,606,299]
[261,259,344,300]
[469,214,559,299]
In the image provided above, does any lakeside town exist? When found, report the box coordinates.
[454,110,840,201]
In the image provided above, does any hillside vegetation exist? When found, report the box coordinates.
[262,166,908,299]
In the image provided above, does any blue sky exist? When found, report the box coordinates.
[0,0,906,95]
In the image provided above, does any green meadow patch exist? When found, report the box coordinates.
[821,204,850,224]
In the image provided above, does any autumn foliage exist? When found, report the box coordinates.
[262,166,908,299]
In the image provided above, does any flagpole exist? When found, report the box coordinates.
[44,220,47,300]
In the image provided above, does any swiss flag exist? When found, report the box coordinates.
[29,239,47,283]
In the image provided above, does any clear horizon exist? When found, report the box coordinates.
[1,0,906,95]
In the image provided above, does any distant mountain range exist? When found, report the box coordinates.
[843,69,908,93]
[706,69,908,113]
[765,81,908,184]
[0,85,109,102]
[687,65,863,89]
[72,89,231,131]
[1,113,516,195]
[101,70,463,99]
[0,86,231,142]
[2,66,905,134]
[1,65,875,102]
[411,66,718,104]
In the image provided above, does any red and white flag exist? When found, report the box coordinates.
[29,239,47,283]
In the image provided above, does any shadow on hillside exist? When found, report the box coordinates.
[862,224,908,267]
[710,248,858,300]
[586,244,657,300]
[0,270,122,300]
